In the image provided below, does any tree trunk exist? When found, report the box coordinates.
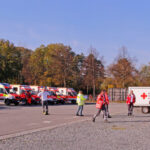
[92,55,95,100]
[64,77,66,87]
[93,79,95,100]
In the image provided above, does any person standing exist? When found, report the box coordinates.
[92,90,109,123]
[38,87,50,115]
[76,90,86,116]
[126,90,136,116]
[26,90,32,105]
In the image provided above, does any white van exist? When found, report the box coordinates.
[0,83,18,105]
[129,87,150,113]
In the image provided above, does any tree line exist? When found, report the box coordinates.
[0,39,149,96]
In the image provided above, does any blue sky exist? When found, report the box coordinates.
[0,0,150,67]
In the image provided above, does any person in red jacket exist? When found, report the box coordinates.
[26,90,32,105]
[126,90,136,116]
[104,94,112,118]
[92,90,109,123]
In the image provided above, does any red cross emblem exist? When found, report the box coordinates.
[141,93,147,99]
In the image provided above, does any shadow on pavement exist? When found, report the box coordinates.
[0,106,8,110]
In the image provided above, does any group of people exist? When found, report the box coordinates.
[38,87,136,122]
[76,90,111,122]
[76,90,136,123]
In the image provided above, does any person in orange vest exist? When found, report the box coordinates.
[126,90,136,116]
[102,93,112,118]
[92,90,109,123]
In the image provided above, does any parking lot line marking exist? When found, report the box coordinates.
[43,121,51,124]
[27,123,38,126]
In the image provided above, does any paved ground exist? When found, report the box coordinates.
[1,102,150,150]
[0,102,94,137]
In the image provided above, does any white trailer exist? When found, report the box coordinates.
[129,87,150,114]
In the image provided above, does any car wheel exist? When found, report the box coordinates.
[71,100,76,104]
[61,101,65,104]
[141,107,150,114]
[56,101,59,104]
[14,101,19,106]
[5,99,10,106]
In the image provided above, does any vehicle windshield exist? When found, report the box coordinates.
[56,91,63,96]
[20,90,26,94]
[72,92,77,96]
[50,91,56,96]
[0,88,6,94]
[47,91,53,96]
[30,90,37,95]
[68,92,74,96]
[5,88,10,93]
[9,89,16,94]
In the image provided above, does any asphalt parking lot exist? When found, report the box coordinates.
[0,102,94,137]
[0,102,150,150]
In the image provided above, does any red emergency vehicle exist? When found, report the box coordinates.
[48,87,65,104]
[11,85,41,105]
[0,83,21,105]
[57,88,77,104]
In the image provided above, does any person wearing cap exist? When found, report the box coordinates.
[38,87,50,115]
[76,90,86,116]
[92,90,109,123]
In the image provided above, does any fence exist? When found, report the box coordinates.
[108,88,128,101]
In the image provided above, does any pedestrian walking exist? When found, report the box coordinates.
[105,94,112,118]
[92,90,109,123]
[76,90,86,116]
[38,87,50,115]
[126,90,136,116]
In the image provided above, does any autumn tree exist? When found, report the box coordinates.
[139,64,150,86]
[71,53,85,90]
[0,52,4,80]
[108,47,138,88]
[45,44,75,87]
[0,39,22,83]
[100,77,114,90]
[26,45,46,85]
[82,47,104,98]
[16,47,33,84]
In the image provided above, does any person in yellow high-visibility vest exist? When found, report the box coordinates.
[76,90,86,116]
